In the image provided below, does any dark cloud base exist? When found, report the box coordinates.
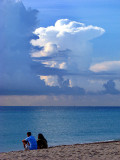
[0,86,85,96]
[1,80,120,96]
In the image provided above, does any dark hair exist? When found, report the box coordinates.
[38,133,46,141]
[37,133,48,149]
[27,132,31,136]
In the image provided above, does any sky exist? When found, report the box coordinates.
[0,0,120,106]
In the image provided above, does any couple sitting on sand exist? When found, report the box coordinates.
[22,132,48,150]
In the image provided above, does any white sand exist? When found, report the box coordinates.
[0,141,120,160]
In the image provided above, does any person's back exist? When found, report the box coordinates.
[37,139,48,149]
[37,133,48,149]
[25,135,37,150]
[22,132,37,150]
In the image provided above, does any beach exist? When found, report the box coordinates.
[0,141,120,160]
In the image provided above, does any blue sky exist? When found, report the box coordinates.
[22,0,120,60]
[0,0,120,106]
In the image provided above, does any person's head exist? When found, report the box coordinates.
[27,132,31,137]
[38,133,45,140]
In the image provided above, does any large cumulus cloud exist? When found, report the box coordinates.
[31,19,105,88]
[31,19,105,71]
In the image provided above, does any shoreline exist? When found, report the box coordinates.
[1,140,119,153]
[0,140,120,160]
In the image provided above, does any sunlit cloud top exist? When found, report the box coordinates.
[31,19,105,73]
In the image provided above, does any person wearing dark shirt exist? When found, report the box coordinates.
[37,133,48,149]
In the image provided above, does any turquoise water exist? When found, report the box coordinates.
[0,106,120,152]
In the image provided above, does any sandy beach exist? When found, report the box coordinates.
[0,141,120,160]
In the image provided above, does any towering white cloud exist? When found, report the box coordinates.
[31,19,105,71]
[31,19,105,86]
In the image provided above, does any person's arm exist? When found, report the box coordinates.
[22,137,29,143]
[22,139,27,148]
[22,139,26,142]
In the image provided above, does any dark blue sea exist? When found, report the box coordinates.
[0,106,120,152]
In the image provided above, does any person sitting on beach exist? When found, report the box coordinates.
[37,133,48,149]
[22,132,37,150]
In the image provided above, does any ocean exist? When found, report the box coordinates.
[0,106,120,152]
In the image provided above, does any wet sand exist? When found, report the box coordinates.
[0,141,120,160]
